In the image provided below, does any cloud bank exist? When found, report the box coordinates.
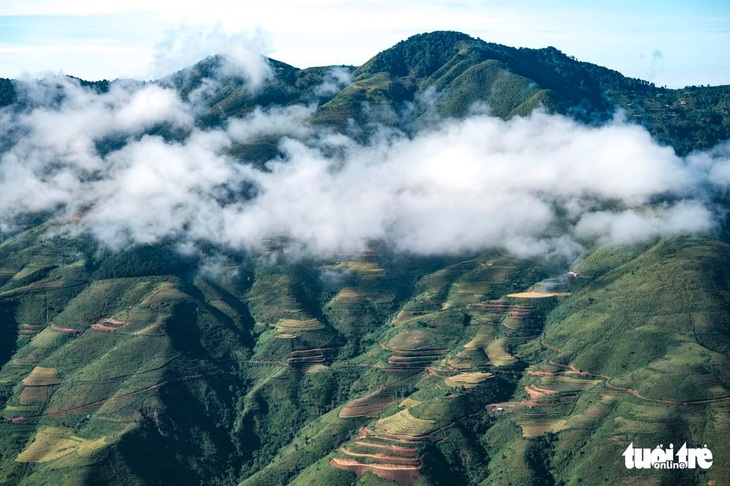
[0,76,727,261]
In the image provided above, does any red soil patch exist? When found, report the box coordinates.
[354,441,418,456]
[526,370,557,376]
[91,324,116,333]
[50,325,80,334]
[340,448,421,466]
[104,318,126,325]
[330,458,421,484]
[524,386,552,400]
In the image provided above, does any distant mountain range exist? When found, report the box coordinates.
[0,32,727,486]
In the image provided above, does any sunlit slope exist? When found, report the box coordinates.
[545,237,730,402]
[0,222,729,485]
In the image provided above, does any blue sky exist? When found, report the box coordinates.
[0,0,727,87]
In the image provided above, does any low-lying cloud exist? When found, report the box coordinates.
[0,76,727,262]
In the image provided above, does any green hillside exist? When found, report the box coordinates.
[0,31,728,486]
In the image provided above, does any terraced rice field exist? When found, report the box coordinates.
[331,420,427,483]
[377,410,436,438]
[444,371,493,389]
[274,319,323,335]
[286,347,337,366]
[444,355,473,370]
[340,390,398,418]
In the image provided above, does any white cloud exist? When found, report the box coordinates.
[0,79,726,261]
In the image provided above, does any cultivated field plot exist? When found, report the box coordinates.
[339,389,397,418]
[332,287,365,302]
[22,367,62,386]
[443,371,493,389]
[16,427,106,463]
[274,319,324,336]
[19,385,54,404]
[506,291,571,298]
[517,417,569,437]
[18,324,41,339]
[377,409,436,438]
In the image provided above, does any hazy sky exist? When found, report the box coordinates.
[0,1,728,87]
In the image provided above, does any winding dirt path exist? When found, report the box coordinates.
[8,373,204,423]
[539,340,730,406]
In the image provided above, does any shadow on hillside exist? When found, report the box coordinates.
[0,302,18,369]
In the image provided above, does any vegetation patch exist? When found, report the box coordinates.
[486,339,516,366]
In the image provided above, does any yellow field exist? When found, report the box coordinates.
[378,410,435,437]
[333,287,365,302]
[464,333,491,352]
[22,367,61,386]
[76,437,108,457]
[332,261,385,276]
[518,418,569,437]
[444,372,493,388]
[506,291,571,298]
[16,428,107,463]
[486,339,516,366]
[274,318,323,334]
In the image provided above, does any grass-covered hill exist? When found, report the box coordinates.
[0,226,728,485]
[0,31,728,485]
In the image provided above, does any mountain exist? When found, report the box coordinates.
[0,31,728,486]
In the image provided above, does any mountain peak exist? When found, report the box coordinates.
[358,30,477,78]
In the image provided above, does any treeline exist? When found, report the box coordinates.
[93,244,191,279]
